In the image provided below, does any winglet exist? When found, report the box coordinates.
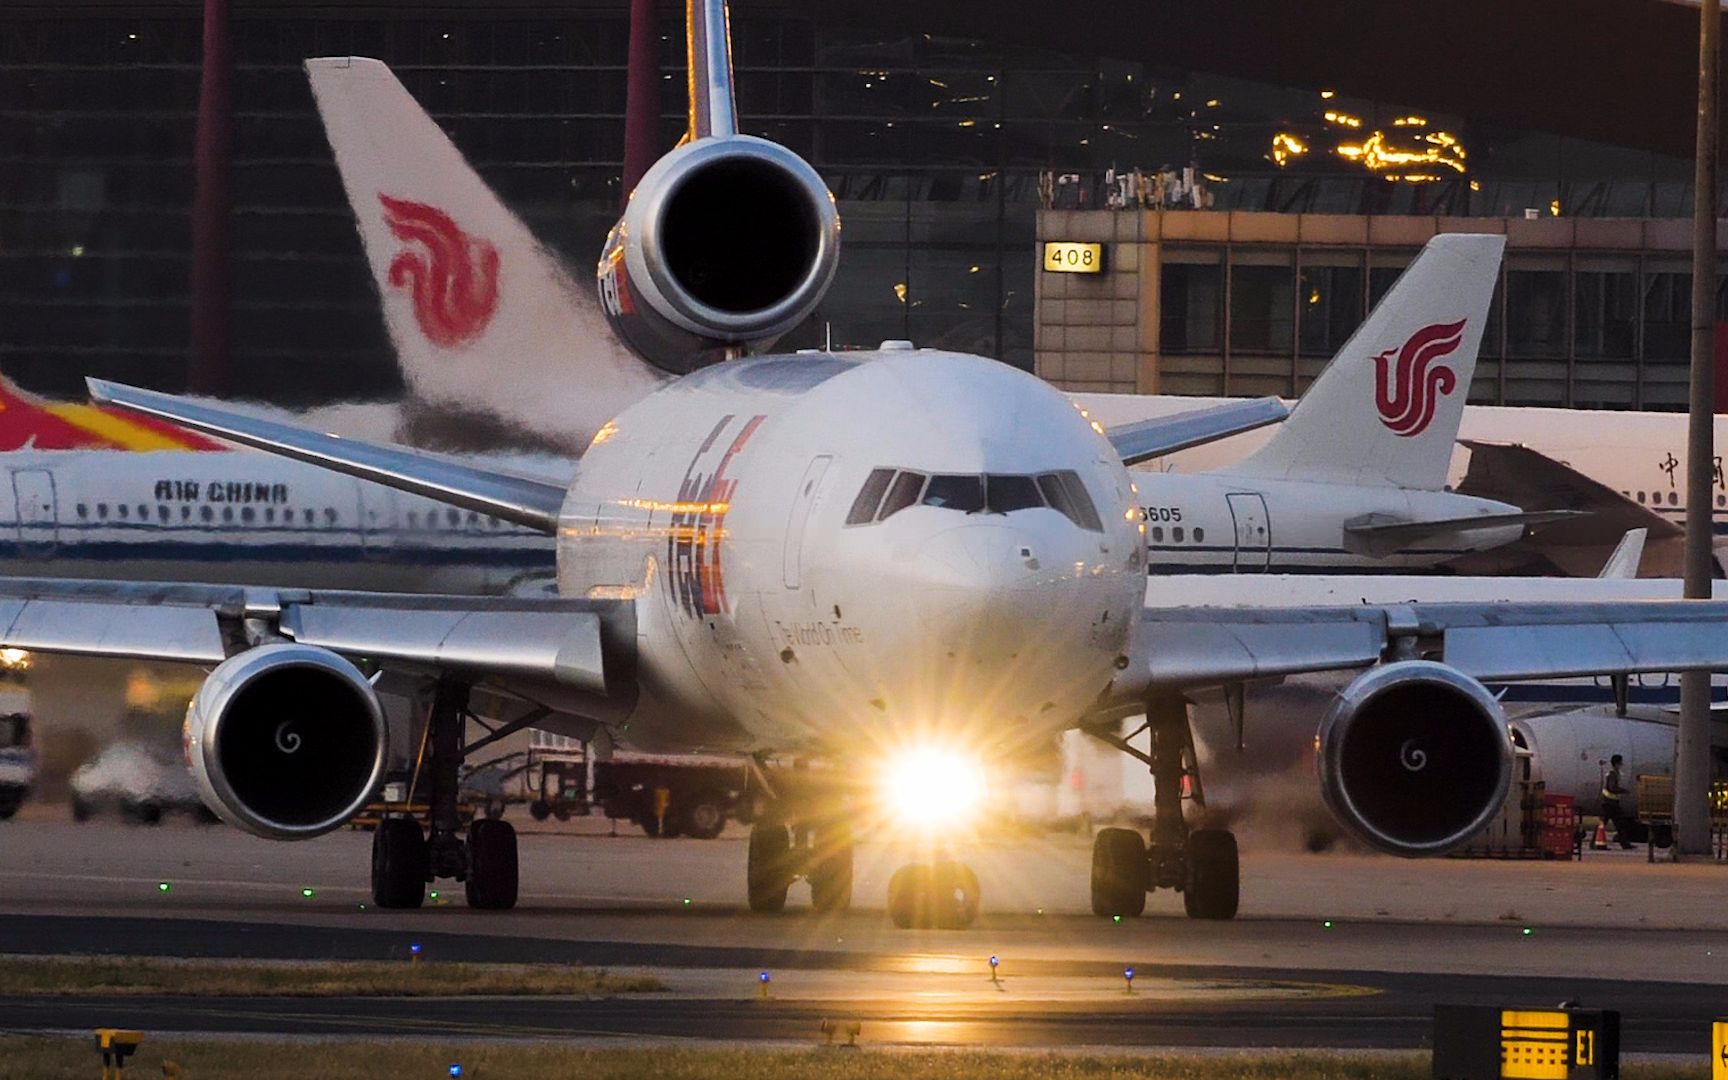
[1598,528,1648,579]
[687,0,738,139]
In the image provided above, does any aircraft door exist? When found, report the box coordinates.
[11,469,56,558]
[1225,492,1270,572]
[783,455,833,588]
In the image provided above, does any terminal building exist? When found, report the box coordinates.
[1,0,1723,412]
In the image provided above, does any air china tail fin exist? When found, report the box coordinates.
[304,57,665,451]
[1227,232,1505,491]
[0,373,224,452]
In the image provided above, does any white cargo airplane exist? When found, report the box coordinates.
[306,62,1568,576]
[9,0,1728,929]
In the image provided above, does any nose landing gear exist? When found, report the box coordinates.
[1087,697,1239,921]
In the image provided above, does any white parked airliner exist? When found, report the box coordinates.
[7,0,1728,929]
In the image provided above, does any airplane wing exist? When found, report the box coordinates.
[1454,440,1679,543]
[87,379,569,533]
[1341,509,1583,557]
[0,577,631,705]
[1122,598,1728,698]
[1104,397,1287,466]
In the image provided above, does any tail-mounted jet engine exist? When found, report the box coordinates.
[183,643,387,839]
[598,136,841,374]
[1317,660,1513,856]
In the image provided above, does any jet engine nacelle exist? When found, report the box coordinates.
[598,135,841,374]
[183,643,387,839]
[1317,660,1514,856]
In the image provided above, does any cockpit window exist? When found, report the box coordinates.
[1035,471,1103,532]
[846,468,895,525]
[876,470,926,521]
[858,468,1105,531]
[921,475,985,513]
[986,474,1043,514]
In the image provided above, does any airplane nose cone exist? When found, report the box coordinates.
[915,523,1040,595]
[911,524,1061,658]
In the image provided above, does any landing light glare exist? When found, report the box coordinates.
[880,747,987,830]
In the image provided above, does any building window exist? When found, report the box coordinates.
[1230,256,1295,357]
[1297,260,1364,360]
[1159,253,1223,354]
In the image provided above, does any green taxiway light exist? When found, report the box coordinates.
[430,890,440,900]
[300,888,315,899]
[1323,920,1333,929]
[683,897,692,906]
[157,882,170,893]
[1522,927,1533,936]
[1112,915,1121,924]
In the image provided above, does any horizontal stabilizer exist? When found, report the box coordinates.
[1342,509,1584,558]
[87,379,569,534]
[1106,397,1287,466]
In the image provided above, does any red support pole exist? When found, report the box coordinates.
[622,0,661,205]
[188,0,233,396]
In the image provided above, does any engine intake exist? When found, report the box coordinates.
[184,643,386,839]
[599,135,841,373]
[1317,661,1513,857]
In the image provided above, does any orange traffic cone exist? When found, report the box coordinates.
[1591,823,1609,850]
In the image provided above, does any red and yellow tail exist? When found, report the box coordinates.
[0,377,225,451]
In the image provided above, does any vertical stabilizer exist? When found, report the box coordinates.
[687,0,739,140]
[305,57,665,451]
[1228,233,1505,490]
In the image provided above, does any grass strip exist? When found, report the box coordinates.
[0,955,661,997]
[0,1041,1710,1080]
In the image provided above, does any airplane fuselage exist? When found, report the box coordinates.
[0,450,553,593]
[558,350,1145,756]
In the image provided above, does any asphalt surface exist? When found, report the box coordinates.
[1,811,1725,1050]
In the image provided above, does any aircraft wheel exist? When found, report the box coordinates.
[466,819,519,910]
[528,800,551,822]
[371,817,428,909]
[808,822,854,913]
[679,797,727,840]
[887,860,979,928]
[747,820,793,913]
[0,791,20,820]
[1090,826,1148,918]
[1183,829,1239,920]
[70,797,92,823]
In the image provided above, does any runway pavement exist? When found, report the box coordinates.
[1,808,1725,1050]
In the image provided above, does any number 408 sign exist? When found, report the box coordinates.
[1042,242,1106,274]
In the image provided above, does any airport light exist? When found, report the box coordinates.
[300,887,315,899]
[1123,966,1135,993]
[448,1065,463,1078]
[157,881,170,893]
[878,746,987,833]
[989,955,1000,987]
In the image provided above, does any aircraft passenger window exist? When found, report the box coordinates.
[137,504,147,519]
[921,475,985,512]
[846,468,895,525]
[222,507,234,523]
[1670,492,1679,505]
[181,506,190,521]
[1637,492,1645,503]
[304,509,314,524]
[200,506,213,522]
[241,507,255,523]
[97,504,108,519]
[1173,526,1185,542]
[1193,527,1205,543]
[325,508,337,523]
[986,474,1044,514]
[75,504,86,519]
[467,513,479,526]
[157,505,169,522]
[876,471,926,521]
[407,512,418,528]
[447,509,460,527]
[1719,495,1726,508]
[117,504,128,519]
[264,508,275,523]
[1151,526,1164,542]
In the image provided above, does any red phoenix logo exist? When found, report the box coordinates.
[1373,320,1466,438]
[379,194,500,349]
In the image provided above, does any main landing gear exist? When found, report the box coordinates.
[745,767,856,917]
[1088,697,1239,921]
[371,680,520,911]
